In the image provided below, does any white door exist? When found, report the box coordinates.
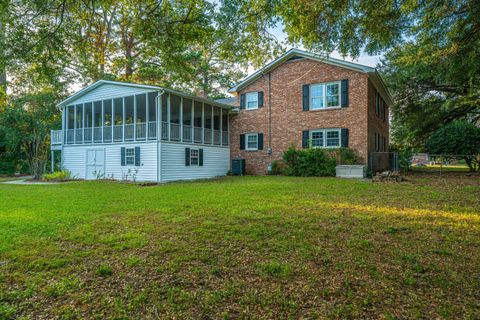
[86,149,105,179]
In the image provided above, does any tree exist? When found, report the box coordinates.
[0,90,62,178]
[425,121,480,172]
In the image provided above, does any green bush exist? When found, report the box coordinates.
[326,148,363,165]
[283,146,336,176]
[426,121,480,171]
[270,160,287,175]
[42,170,73,181]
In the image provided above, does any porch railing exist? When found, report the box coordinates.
[51,130,63,145]
[183,125,192,142]
[161,121,168,140]
[58,118,228,146]
[204,128,212,144]
[213,130,221,145]
[94,127,102,143]
[113,125,123,142]
[222,131,228,146]
[75,128,83,143]
[136,122,146,140]
[84,128,92,143]
[148,121,156,140]
[194,127,202,143]
[170,123,181,141]
[66,129,74,144]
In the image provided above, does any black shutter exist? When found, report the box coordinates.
[258,91,264,108]
[240,94,246,109]
[302,130,309,148]
[302,85,309,111]
[240,134,245,150]
[341,79,349,107]
[257,133,264,150]
[199,149,204,166]
[121,147,125,166]
[341,128,349,147]
[134,146,140,166]
[185,147,190,166]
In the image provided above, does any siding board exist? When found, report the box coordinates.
[160,142,230,182]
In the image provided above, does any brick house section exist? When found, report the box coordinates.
[230,57,380,175]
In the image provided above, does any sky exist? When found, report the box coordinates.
[267,24,383,68]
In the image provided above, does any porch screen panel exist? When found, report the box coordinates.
[204,104,212,144]
[113,98,123,141]
[161,94,168,140]
[103,99,113,142]
[170,94,181,141]
[67,105,74,130]
[183,98,192,142]
[84,102,93,142]
[147,92,157,139]
[193,101,203,143]
[93,101,102,142]
[124,96,134,140]
[75,104,83,143]
[94,101,102,127]
[135,94,146,140]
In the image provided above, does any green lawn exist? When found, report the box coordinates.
[0,175,479,319]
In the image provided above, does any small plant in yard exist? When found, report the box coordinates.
[96,265,113,277]
[42,170,74,181]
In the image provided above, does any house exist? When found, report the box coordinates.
[50,81,232,182]
[50,49,392,181]
[227,48,392,174]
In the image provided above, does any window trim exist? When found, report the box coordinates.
[309,128,341,148]
[310,81,341,110]
[245,92,259,110]
[245,133,259,150]
[124,147,135,166]
[190,148,200,166]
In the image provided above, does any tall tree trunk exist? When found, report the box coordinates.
[0,19,6,99]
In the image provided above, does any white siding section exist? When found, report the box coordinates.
[68,83,156,105]
[62,142,158,182]
[160,142,230,182]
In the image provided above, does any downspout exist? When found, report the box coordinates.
[156,90,164,183]
[268,71,272,154]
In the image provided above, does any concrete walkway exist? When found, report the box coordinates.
[2,177,60,185]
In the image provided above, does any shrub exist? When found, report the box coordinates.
[326,148,363,165]
[42,170,73,181]
[283,146,336,177]
[270,160,287,175]
[426,121,480,171]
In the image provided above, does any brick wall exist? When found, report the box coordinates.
[230,58,378,175]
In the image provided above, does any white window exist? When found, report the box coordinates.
[310,84,324,109]
[311,131,324,147]
[310,82,340,110]
[326,130,340,147]
[246,92,259,110]
[309,129,341,148]
[190,149,199,166]
[246,133,258,150]
[125,147,135,165]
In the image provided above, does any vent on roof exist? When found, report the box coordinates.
[287,55,304,61]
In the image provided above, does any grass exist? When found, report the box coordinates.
[0,174,479,319]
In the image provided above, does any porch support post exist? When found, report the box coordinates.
[179,97,183,142]
[191,100,194,142]
[51,150,54,173]
[167,94,171,141]
[201,103,204,144]
[220,107,223,145]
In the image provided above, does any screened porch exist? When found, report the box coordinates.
[55,91,229,147]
